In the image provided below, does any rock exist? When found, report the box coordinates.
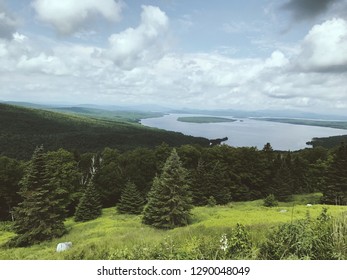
[279,209,288,213]
[306,204,312,207]
[56,242,72,252]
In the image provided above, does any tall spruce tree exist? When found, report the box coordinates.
[74,179,102,222]
[142,149,192,229]
[117,181,145,214]
[12,146,66,247]
[322,143,347,205]
[74,156,102,222]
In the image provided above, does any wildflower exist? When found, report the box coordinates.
[220,234,228,251]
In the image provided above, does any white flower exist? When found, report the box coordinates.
[220,234,228,251]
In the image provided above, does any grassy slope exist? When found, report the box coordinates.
[177,116,236,123]
[1,193,345,260]
[0,103,208,159]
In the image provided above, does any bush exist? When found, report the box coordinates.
[263,194,278,207]
[259,208,340,260]
[207,196,217,207]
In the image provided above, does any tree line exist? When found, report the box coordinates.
[1,142,347,246]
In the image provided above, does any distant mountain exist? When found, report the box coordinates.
[172,108,347,121]
[0,103,208,159]
[3,100,347,120]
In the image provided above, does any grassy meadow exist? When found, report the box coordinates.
[1,193,346,260]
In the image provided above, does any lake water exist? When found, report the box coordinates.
[141,114,347,151]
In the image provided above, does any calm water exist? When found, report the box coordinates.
[141,114,347,151]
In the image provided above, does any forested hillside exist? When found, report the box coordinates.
[1,103,347,259]
[0,103,209,159]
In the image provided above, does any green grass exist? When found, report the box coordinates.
[0,194,345,260]
[177,116,236,123]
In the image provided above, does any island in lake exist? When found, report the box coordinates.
[177,116,236,123]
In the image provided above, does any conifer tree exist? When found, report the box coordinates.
[74,179,102,222]
[117,181,145,214]
[322,143,347,205]
[12,146,66,247]
[74,156,102,222]
[142,149,192,229]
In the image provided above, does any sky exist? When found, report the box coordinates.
[0,0,347,113]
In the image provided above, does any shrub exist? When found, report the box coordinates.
[207,196,217,207]
[259,208,341,260]
[263,194,278,207]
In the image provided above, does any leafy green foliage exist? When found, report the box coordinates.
[117,182,145,215]
[142,149,192,229]
[259,208,340,260]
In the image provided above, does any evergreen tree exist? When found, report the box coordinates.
[191,159,210,206]
[117,181,145,214]
[12,146,66,247]
[74,179,102,222]
[74,156,102,222]
[263,194,278,207]
[142,149,192,229]
[322,143,347,205]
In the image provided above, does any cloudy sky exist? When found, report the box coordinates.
[0,0,347,113]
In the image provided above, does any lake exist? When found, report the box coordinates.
[141,114,347,151]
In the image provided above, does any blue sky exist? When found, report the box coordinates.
[1,0,347,113]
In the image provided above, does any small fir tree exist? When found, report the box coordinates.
[263,194,278,207]
[74,179,102,222]
[207,196,217,207]
[142,149,192,229]
[12,146,66,247]
[74,156,102,222]
[117,181,145,214]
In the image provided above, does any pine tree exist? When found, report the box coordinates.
[191,159,210,206]
[270,154,293,202]
[322,143,347,205]
[117,181,145,214]
[74,179,102,222]
[11,146,66,247]
[142,149,192,229]
[74,156,102,222]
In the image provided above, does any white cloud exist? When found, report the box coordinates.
[104,5,169,69]
[17,53,69,75]
[32,0,123,35]
[297,18,347,72]
[1,4,347,114]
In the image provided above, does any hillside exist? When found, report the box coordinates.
[0,194,346,260]
[50,106,163,123]
[0,103,209,159]
[307,135,347,149]
[255,118,347,130]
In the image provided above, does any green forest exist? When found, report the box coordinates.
[0,103,347,260]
